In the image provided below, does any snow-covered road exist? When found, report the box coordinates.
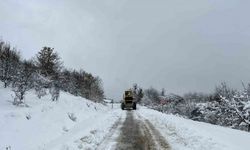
[77,106,250,150]
[41,105,173,150]
[1,85,250,150]
[97,110,171,150]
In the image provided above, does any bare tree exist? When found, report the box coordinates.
[12,60,34,105]
[0,41,20,88]
[144,87,160,104]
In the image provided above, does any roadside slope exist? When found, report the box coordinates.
[0,84,120,150]
[138,107,250,150]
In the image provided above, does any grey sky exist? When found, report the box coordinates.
[1,0,250,100]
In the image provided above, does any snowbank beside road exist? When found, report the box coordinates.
[138,107,250,150]
[0,84,120,150]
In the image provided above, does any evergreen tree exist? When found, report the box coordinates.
[36,47,62,78]
[35,47,62,101]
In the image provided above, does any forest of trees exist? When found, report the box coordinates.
[134,83,250,132]
[0,40,104,105]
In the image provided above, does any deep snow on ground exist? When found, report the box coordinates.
[138,107,250,150]
[0,83,121,150]
[1,82,250,150]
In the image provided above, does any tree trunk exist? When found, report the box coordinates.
[20,91,24,103]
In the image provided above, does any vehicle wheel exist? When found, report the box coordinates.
[121,103,125,110]
[133,102,136,110]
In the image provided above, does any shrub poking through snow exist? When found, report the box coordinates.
[68,112,77,122]
[63,126,69,132]
[26,114,31,120]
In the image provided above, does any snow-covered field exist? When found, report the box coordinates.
[1,83,250,150]
[0,84,122,150]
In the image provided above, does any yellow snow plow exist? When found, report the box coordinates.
[121,90,136,110]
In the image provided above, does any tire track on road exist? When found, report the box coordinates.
[115,111,156,150]
[96,117,123,150]
[136,112,171,150]
[115,111,171,150]
[144,119,171,149]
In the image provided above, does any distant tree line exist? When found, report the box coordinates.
[135,82,250,132]
[0,40,104,105]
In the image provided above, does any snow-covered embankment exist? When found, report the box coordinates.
[0,84,121,150]
[138,107,250,150]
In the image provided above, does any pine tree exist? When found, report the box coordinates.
[35,47,62,101]
[36,47,62,78]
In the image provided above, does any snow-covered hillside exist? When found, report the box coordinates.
[0,83,121,150]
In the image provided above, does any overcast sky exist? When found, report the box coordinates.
[1,0,250,100]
